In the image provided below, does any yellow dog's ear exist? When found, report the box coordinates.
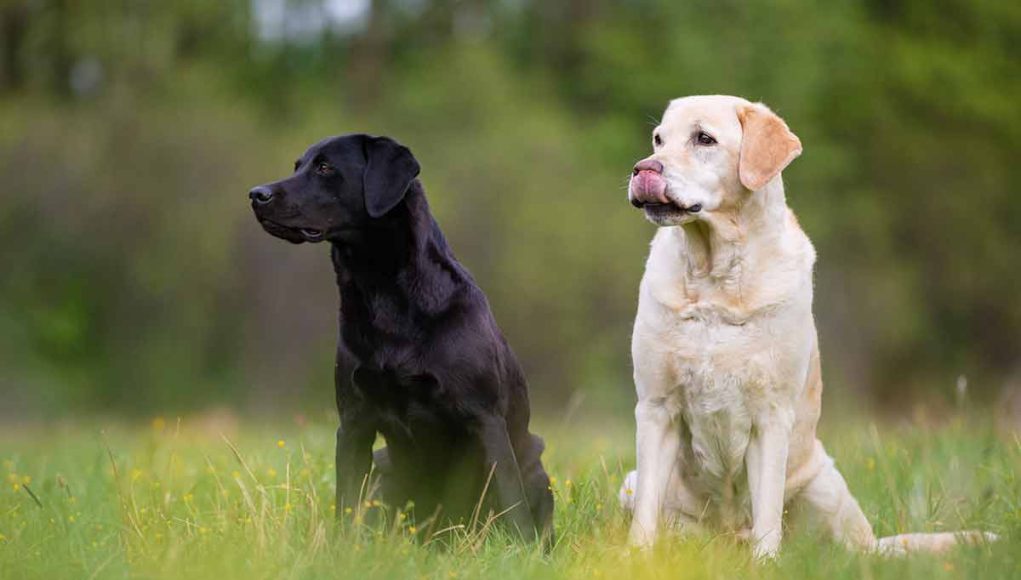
[737,104,802,191]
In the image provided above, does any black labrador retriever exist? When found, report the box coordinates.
[248,134,553,543]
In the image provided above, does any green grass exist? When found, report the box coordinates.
[0,413,1017,579]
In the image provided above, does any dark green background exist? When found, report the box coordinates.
[0,0,1017,418]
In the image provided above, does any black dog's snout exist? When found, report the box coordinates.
[249,186,274,205]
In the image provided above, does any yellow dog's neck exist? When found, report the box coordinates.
[674,178,789,283]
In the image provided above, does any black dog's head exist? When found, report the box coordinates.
[248,134,421,244]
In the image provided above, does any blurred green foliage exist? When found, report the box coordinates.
[0,0,1017,416]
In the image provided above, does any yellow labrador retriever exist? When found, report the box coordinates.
[620,95,995,557]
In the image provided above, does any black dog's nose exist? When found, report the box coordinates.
[249,186,274,205]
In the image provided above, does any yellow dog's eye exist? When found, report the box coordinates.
[695,131,717,146]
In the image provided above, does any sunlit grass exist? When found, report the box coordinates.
[0,413,1017,579]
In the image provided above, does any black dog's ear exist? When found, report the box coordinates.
[363,136,421,218]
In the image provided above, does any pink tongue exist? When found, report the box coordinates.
[633,171,668,204]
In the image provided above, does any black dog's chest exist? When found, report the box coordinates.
[351,366,456,434]
[353,365,430,402]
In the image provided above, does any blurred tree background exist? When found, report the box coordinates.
[0,0,1017,419]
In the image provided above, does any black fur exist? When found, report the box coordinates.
[248,134,553,544]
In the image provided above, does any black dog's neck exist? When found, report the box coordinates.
[331,181,466,327]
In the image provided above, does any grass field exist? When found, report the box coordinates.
[0,411,1017,579]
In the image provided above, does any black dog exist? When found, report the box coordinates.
[248,134,553,543]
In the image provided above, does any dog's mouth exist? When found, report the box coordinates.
[642,202,702,215]
[629,171,702,217]
[299,228,324,241]
[640,201,703,225]
[637,203,702,214]
[258,219,327,243]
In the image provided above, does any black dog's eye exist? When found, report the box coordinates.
[695,131,717,146]
[654,134,663,147]
[316,161,333,175]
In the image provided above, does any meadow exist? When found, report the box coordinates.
[0,411,1017,579]
[1,3,1016,579]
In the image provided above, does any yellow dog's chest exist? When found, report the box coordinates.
[662,309,796,484]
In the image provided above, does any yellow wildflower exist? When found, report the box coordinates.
[266,468,277,479]
[408,526,417,534]
[277,439,286,448]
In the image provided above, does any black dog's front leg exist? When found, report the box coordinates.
[477,415,538,541]
[335,416,376,515]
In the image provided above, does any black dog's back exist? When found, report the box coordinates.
[251,135,552,543]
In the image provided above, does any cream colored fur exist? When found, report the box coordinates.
[620,95,996,558]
